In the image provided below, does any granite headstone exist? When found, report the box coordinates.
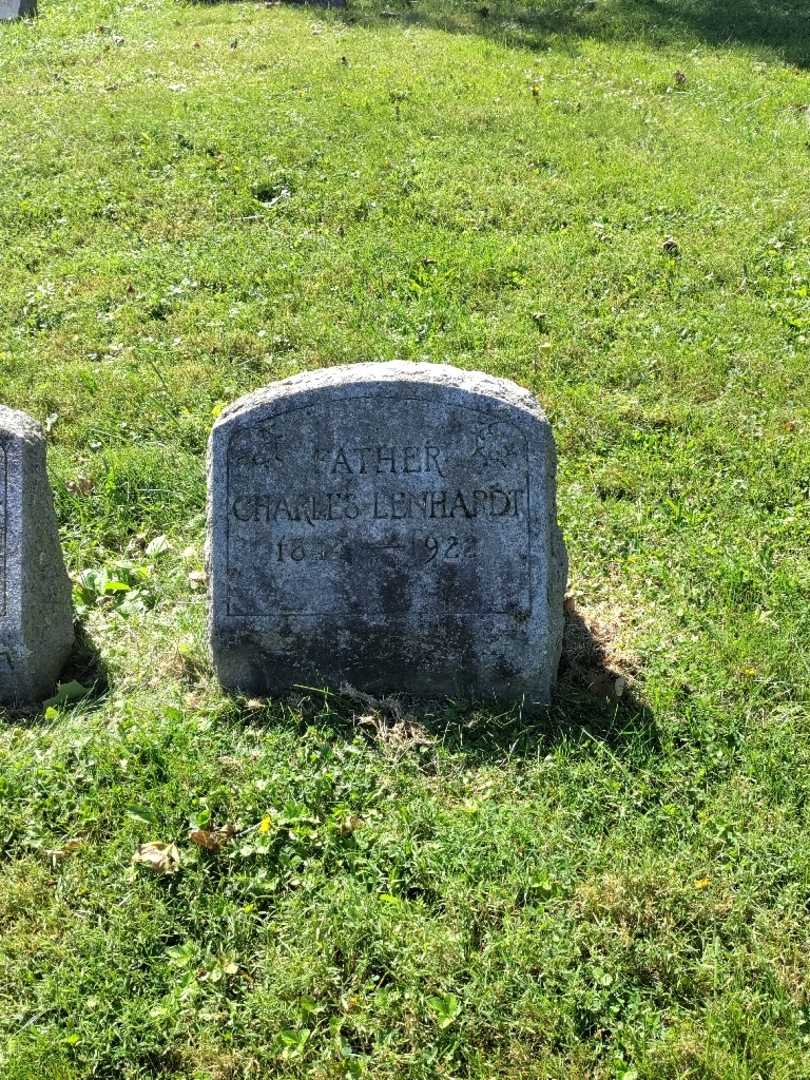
[208,362,566,704]
[0,0,36,20]
[0,407,74,707]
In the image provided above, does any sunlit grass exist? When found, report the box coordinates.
[0,0,809,1075]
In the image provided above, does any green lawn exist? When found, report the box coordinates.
[1,0,809,1076]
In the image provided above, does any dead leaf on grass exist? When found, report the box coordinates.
[66,476,94,497]
[45,837,84,864]
[188,825,235,852]
[133,841,181,875]
[339,815,362,837]
[662,235,680,256]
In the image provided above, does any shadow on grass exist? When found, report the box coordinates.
[253,0,810,69]
[423,601,657,765]
[0,621,109,725]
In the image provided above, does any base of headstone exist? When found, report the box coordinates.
[208,362,567,707]
[0,408,74,708]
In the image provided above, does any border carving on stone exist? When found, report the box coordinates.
[224,397,533,618]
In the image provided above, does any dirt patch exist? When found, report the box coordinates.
[558,595,640,702]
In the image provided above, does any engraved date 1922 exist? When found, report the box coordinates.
[409,534,477,563]
[274,533,478,564]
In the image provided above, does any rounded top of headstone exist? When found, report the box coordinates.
[213,362,548,433]
[0,405,44,442]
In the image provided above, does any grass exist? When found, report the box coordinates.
[1,0,809,1075]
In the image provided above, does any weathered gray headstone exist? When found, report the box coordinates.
[0,407,74,707]
[0,0,36,20]
[208,363,566,705]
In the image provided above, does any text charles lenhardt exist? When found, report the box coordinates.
[230,441,527,526]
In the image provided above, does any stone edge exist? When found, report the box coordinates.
[212,362,547,433]
[0,405,44,444]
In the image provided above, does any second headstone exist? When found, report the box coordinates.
[0,407,74,707]
[0,0,36,20]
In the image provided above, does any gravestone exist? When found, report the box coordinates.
[208,362,567,704]
[0,407,74,707]
[0,0,36,20]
